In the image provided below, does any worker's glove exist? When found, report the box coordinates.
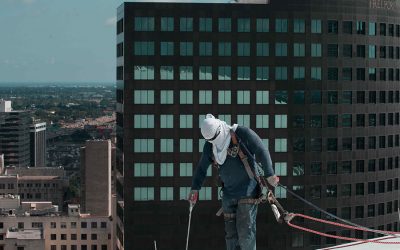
[267,175,279,187]
[187,190,199,205]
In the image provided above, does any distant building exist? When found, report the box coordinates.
[0,100,31,167]
[0,196,112,250]
[80,140,112,216]
[30,121,47,167]
[0,167,67,208]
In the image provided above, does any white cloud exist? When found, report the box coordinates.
[105,17,117,26]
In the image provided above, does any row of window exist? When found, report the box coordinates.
[132,89,400,106]
[129,41,400,59]
[293,135,400,152]
[50,233,102,241]
[130,65,400,81]
[285,184,399,200]
[50,245,107,250]
[289,159,400,176]
[49,221,107,229]
[132,133,400,153]
[132,17,400,37]
[133,158,400,177]
[133,185,399,203]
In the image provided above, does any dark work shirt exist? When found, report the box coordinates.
[191,126,274,199]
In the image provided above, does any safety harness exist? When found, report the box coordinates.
[214,130,285,220]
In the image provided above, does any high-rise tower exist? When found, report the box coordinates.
[116,1,400,249]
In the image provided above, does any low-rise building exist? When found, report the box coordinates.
[0,196,112,250]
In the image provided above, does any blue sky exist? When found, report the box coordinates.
[0,0,229,83]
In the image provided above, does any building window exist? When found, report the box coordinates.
[199,66,212,80]
[311,19,322,33]
[134,187,154,201]
[341,184,351,197]
[327,138,338,151]
[218,90,231,104]
[180,17,193,32]
[327,20,338,33]
[238,42,250,56]
[327,161,337,174]
[134,115,154,128]
[293,43,305,57]
[134,41,154,56]
[343,21,352,34]
[256,66,269,80]
[275,115,287,128]
[237,90,250,104]
[134,139,154,153]
[256,91,269,104]
[134,66,154,80]
[327,68,338,80]
[218,18,231,32]
[256,115,269,128]
[134,17,154,31]
[161,17,174,31]
[160,42,174,56]
[342,68,352,81]
[293,162,305,176]
[180,139,193,152]
[256,18,269,32]
[293,137,305,152]
[160,66,174,80]
[160,187,173,201]
[160,90,174,104]
[199,18,212,32]
[311,91,321,104]
[237,66,250,80]
[160,139,173,153]
[293,19,305,33]
[160,163,174,177]
[179,66,193,80]
[275,43,287,56]
[180,163,193,177]
[275,139,287,152]
[275,162,287,175]
[275,186,287,198]
[218,42,231,56]
[199,90,212,104]
[275,18,288,32]
[311,43,322,57]
[275,67,288,80]
[310,185,321,199]
[180,115,193,128]
[357,45,366,57]
[134,163,154,177]
[180,90,193,104]
[218,66,231,80]
[275,91,288,104]
[237,115,250,127]
[343,44,352,57]
[369,22,376,35]
[198,187,212,200]
[327,44,338,57]
[311,67,322,80]
[199,42,212,56]
[256,43,269,56]
[180,42,193,56]
[237,18,250,32]
[293,67,305,80]
[369,45,376,58]
[160,115,173,128]
[369,68,376,80]
[326,185,337,197]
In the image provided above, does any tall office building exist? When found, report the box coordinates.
[30,121,47,167]
[116,1,400,249]
[0,100,31,167]
[80,140,112,216]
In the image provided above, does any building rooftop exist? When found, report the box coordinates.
[318,235,400,249]
[6,229,43,240]
[17,175,59,180]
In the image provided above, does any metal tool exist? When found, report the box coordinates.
[185,202,194,250]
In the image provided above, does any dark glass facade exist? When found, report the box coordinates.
[116,1,400,249]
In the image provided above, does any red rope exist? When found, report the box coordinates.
[286,213,400,244]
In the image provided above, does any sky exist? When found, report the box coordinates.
[0,0,230,84]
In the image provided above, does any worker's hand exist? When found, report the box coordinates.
[267,175,279,187]
[187,190,199,205]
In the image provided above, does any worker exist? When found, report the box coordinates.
[188,114,279,250]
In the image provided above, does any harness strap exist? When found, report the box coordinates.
[238,198,261,205]
[230,130,255,180]
[223,213,236,219]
